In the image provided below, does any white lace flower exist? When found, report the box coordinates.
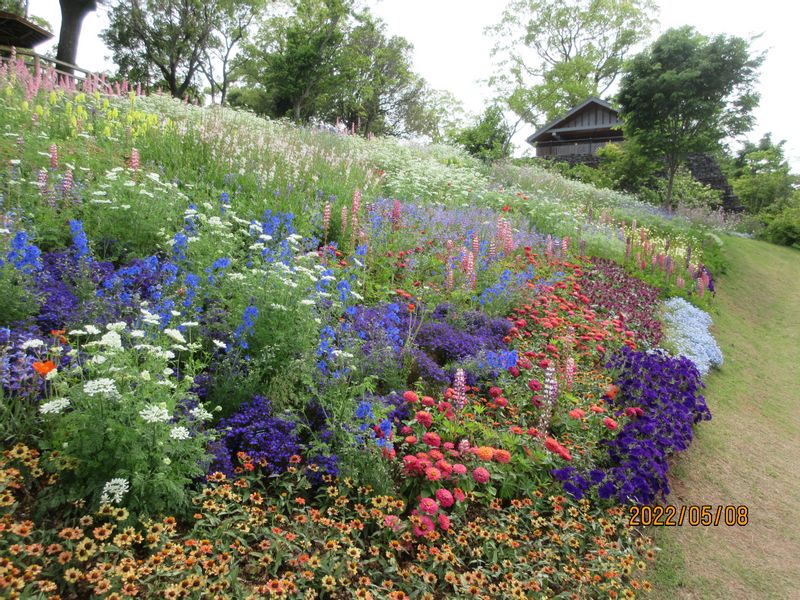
[84,378,119,399]
[169,426,190,440]
[100,478,129,504]
[212,339,227,350]
[20,339,44,350]
[100,330,123,351]
[84,324,101,335]
[139,404,171,423]
[190,406,212,421]
[106,322,127,332]
[163,328,186,344]
[40,398,70,415]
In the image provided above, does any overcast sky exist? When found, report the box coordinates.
[28,0,800,170]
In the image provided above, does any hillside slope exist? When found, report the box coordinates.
[653,236,800,599]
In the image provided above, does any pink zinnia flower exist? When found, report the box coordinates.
[418,497,438,515]
[437,513,451,531]
[412,514,436,538]
[452,463,467,476]
[403,390,419,404]
[415,411,433,429]
[568,408,586,419]
[453,488,466,502]
[422,432,441,448]
[384,515,402,531]
[436,488,454,508]
[603,417,618,430]
[472,467,490,484]
[425,467,442,481]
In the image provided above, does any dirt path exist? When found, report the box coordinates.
[651,236,800,599]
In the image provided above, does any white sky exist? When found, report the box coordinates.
[27,0,800,170]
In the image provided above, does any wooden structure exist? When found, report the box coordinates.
[0,10,53,49]
[526,97,623,158]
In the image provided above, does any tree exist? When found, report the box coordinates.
[199,0,266,106]
[730,134,797,214]
[103,0,223,98]
[56,0,98,74]
[237,0,350,121]
[452,105,513,161]
[618,26,763,208]
[488,0,656,125]
[316,11,426,136]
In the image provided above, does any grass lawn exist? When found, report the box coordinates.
[651,235,800,599]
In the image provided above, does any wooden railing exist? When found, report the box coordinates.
[0,44,98,80]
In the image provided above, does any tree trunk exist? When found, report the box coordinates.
[56,0,97,75]
[665,164,677,210]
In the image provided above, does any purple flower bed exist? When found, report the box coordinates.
[553,347,711,505]
[579,258,663,347]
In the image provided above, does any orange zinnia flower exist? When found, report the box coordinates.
[32,360,56,377]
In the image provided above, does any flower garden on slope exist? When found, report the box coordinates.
[1,60,722,599]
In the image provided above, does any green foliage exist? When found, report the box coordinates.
[730,134,797,214]
[452,105,512,161]
[0,263,39,326]
[618,26,763,208]
[236,0,350,121]
[759,194,800,248]
[488,0,656,125]
[103,0,224,98]
[39,326,212,520]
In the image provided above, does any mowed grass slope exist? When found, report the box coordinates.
[652,235,800,599]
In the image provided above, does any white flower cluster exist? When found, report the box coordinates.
[100,478,129,504]
[661,297,724,376]
[139,404,171,423]
[84,378,120,399]
[170,426,191,440]
[39,398,70,415]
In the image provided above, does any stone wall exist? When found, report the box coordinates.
[685,153,742,212]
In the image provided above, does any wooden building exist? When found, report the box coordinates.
[0,10,53,49]
[526,97,623,158]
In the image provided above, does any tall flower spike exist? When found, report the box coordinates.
[341,205,348,235]
[538,364,558,433]
[472,236,480,257]
[391,199,401,230]
[322,201,331,241]
[560,236,568,257]
[62,169,73,196]
[351,188,361,216]
[129,147,140,170]
[564,357,576,391]
[452,369,467,411]
[49,144,58,169]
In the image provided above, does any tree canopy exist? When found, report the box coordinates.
[103,0,223,98]
[617,26,763,208]
[488,0,656,126]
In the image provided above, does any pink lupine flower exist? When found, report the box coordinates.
[129,147,140,170]
[341,205,347,233]
[452,369,467,410]
[322,201,331,240]
[49,144,58,169]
